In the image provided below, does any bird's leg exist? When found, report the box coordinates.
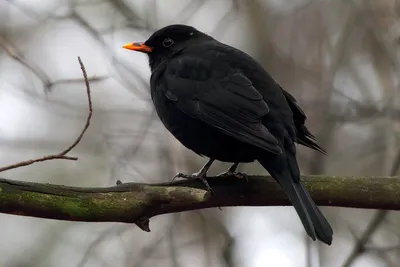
[174,158,215,193]
[216,162,248,181]
[227,162,239,173]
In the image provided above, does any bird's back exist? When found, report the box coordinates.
[184,41,297,143]
[184,41,324,153]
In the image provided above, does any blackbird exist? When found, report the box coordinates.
[122,24,333,245]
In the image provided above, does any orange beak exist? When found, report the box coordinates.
[122,42,152,53]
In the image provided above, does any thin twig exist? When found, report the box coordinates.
[341,151,400,267]
[342,210,387,267]
[59,57,92,156]
[0,37,51,87]
[365,243,400,253]
[77,225,131,267]
[47,75,109,89]
[0,57,93,173]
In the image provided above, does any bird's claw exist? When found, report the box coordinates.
[172,172,215,195]
[173,172,198,180]
[217,171,248,181]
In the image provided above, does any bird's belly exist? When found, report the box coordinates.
[156,99,257,163]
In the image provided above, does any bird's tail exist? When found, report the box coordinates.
[258,155,333,245]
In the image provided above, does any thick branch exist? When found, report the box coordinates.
[0,175,399,230]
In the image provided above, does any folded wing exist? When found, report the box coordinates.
[163,56,282,155]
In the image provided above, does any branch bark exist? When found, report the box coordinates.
[0,175,399,231]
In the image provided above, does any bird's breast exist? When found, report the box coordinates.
[150,82,182,134]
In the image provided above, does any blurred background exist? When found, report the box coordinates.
[0,0,400,266]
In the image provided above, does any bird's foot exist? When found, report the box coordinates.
[173,172,199,180]
[216,171,248,181]
[173,172,214,194]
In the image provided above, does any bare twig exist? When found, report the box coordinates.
[0,36,106,92]
[59,57,92,155]
[211,1,238,37]
[0,36,52,87]
[172,0,207,25]
[365,243,400,253]
[0,57,93,173]
[342,210,387,267]
[77,225,131,267]
[341,151,400,267]
[47,75,109,89]
[69,10,150,100]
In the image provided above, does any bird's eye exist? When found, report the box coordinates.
[162,38,174,47]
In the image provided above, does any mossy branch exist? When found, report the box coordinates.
[0,175,399,231]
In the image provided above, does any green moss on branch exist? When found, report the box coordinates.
[0,175,399,230]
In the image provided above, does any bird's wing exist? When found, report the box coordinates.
[281,88,326,154]
[162,56,282,155]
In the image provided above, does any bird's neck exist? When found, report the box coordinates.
[148,55,164,73]
[148,48,185,73]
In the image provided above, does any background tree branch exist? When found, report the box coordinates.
[0,175,399,233]
[0,56,93,173]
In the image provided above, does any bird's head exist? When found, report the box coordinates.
[122,24,212,70]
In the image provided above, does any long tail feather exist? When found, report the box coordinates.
[258,156,333,245]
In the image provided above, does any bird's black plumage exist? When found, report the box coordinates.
[123,24,333,245]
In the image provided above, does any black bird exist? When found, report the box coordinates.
[122,24,333,245]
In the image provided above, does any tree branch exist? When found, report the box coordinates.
[0,57,92,173]
[0,175,399,232]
